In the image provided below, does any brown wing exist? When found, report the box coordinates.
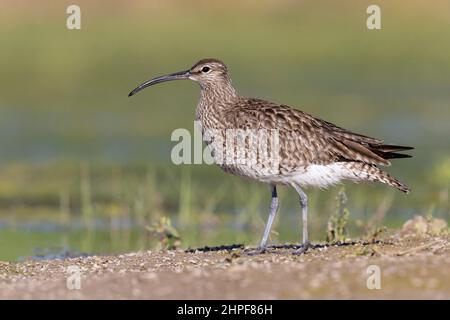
[318,119,413,160]
[224,98,412,172]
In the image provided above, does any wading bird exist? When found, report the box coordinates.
[129,59,413,254]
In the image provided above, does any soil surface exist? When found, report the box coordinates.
[0,234,449,299]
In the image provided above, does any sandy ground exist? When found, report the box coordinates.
[0,234,449,299]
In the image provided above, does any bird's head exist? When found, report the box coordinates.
[188,59,229,86]
[128,58,231,97]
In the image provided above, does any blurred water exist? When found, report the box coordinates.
[0,108,172,164]
[0,106,448,165]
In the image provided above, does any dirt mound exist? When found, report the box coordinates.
[0,234,449,299]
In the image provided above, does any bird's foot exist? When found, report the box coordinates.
[292,242,310,255]
[244,246,267,256]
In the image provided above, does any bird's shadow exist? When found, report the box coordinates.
[185,239,391,255]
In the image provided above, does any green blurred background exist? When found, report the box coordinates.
[0,0,449,261]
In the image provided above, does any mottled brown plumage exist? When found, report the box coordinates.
[129,58,413,253]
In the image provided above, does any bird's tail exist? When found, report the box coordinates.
[376,170,410,194]
[347,162,411,194]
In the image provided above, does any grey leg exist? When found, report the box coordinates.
[292,184,309,254]
[258,185,279,250]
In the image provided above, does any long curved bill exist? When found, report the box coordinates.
[128,70,190,97]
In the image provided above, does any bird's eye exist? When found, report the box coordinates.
[201,66,211,73]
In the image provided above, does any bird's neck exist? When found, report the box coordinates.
[196,81,238,126]
[200,80,238,103]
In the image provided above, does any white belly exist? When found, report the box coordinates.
[264,163,362,188]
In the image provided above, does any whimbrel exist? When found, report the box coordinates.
[129,58,413,254]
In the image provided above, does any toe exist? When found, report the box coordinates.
[292,243,310,255]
